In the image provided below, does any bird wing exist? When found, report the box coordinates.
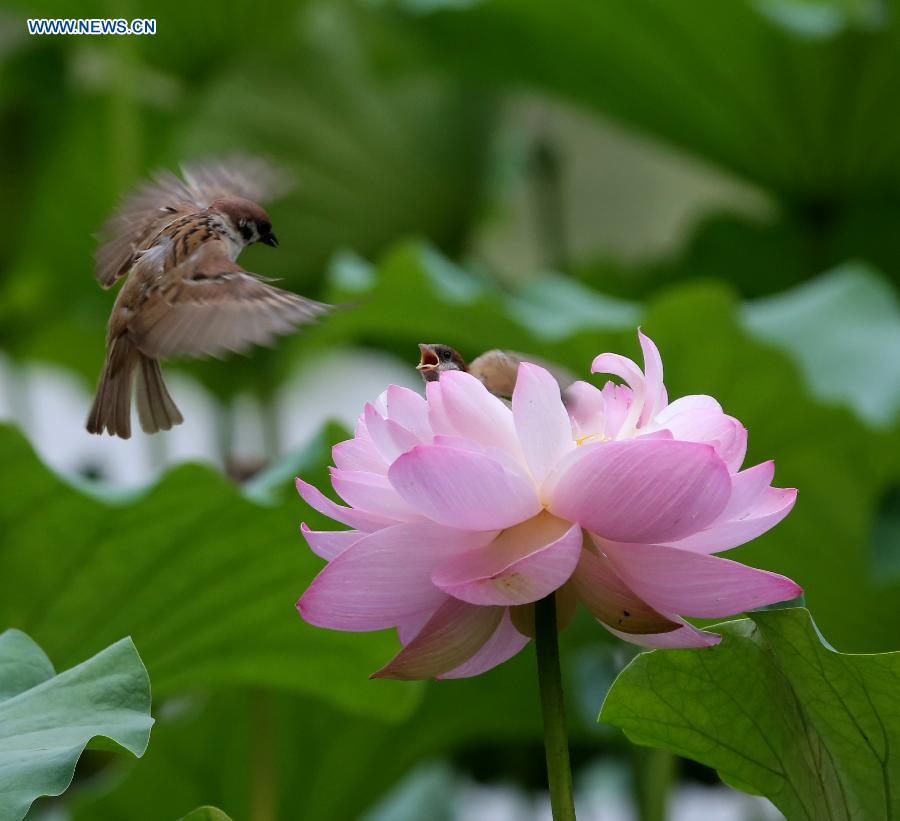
[469,350,577,398]
[127,247,328,360]
[178,155,290,206]
[95,155,289,289]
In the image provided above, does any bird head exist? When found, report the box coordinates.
[417,343,468,382]
[210,196,279,248]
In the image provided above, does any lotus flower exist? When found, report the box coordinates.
[296,331,799,680]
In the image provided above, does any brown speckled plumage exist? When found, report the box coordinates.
[87,157,330,439]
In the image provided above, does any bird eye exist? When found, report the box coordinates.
[441,350,452,362]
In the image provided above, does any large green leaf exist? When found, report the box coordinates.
[71,618,621,821]
[0,630,152,821]
[0,423,420,722]
[743,261,900,428]
[601,608,900,820]
[397,0,900,197]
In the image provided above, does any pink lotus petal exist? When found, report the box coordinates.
[370,389,389,416]
[655,394,722,420]
[653,407,747,472]
[363,403,420,463]
[635,429,674,441]
[385,385,432,442]
[332,438,387,475]
[389,445,541,531]
[720,461,775,520]
[564,381,605,440]
[602,616,721,649]
[352,389,389,439]
[372,598,504,680]
[592,351,644,434]
[295,477,396,532]
[666,486,798,554]
[714,419,749,473]
[546,439,731,544]
[600,382,633,439]
[571,544,679,634]
[601,539,803,618]
[298,523,495,631]
[432,435,527,477]
[637,331,667,426]
[591,352,644,392]
[438,370,523,460]
[300,523,362,560]
[330,469,422,522]
[424,380,454,437]
[512,363,575,486]
[439,610,530,679]
[432,514,582,606]
[396,606,443,645]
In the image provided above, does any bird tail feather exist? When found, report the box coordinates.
[86,336,182,438]
[135,354,183,434]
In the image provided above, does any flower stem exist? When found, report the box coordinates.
[534,592,576,821]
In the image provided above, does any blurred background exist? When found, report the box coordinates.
[1,0,899,818]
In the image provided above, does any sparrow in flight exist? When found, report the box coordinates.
[417,343,574,398]
[87,157,329,439]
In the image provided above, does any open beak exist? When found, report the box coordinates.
[417,343,438,372]
[260,233,278,247]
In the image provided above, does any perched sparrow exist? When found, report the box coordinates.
[417,343,574,398]
[87,157,330,439]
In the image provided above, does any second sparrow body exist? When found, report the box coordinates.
[417,343,574,398]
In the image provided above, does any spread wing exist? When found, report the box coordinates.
[179,156,290,206]
[127,250,328,360]
[95,155,290,289]
[469,350,577,398]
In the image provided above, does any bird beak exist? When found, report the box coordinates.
[260,233,278,247]
[417,344,438,372]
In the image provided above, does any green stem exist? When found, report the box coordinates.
[535,593,577,821]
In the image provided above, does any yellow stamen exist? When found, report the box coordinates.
[575,432,610,446]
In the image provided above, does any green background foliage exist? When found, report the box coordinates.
[0,0,898,818]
